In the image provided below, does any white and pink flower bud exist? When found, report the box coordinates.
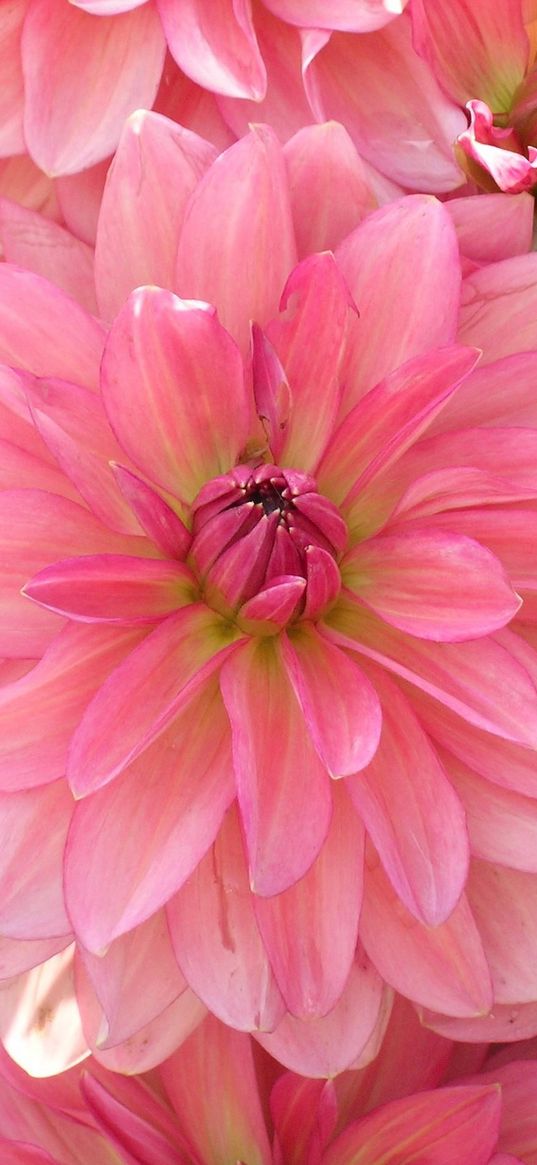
[190,462,347,629]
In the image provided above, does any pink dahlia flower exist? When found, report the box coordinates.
[0,1005,535,1165]
[1,125,537,1075]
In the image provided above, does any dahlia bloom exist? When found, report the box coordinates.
[412,0,537,194]
[2,123,537,1076]
[0,0,407,178]
[0,1006,535,1165]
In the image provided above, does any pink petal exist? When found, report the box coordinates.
[459,254,537,363]
[75,912,187,1050]
[421,1001,537,1044]
[102,287,249,503]
[0,936,71,982]
[304,15,465,194]
[283,123,376,260]
[467,861,537,1004]
[264,0,407,31]
[429,353,537,434]
[323,1084,501,1165]
[0,623,143,791]
[411,0,529,108]
[238,577,306,634]
[446,754,537,871]
[0,1,26,154]
[65,680,235,951]
[361,853,493,1017]
[81,1072,187,1165]
[271,1075,337,1165]
[56,159,109,248]
[0,200,97,314]
[24,554,195,625]
[344,527,520,640]
[251,323,291,463]
[167,805,285,1032]
[0,267,104,385]
[281,623,381,776]
[416,508,537,603]
[255,952,387,1077]
[0,946,88,1077]
[160,1016,273,1165]
[480,1060,537,1162]
[254,784,364,1019]
[447,193,534,273]
[0,489,148,658]
[0,783,71,940]
[0,439,79,498]
[88,990,206,1075]
[220,637,333,895]
[336,197,462,407]
[324,596,537,747]
[95,110,216,321]
[111,465,191,559]
[175,126,297,354]
[156,0,266,99]
[317,346,479,510]
[265,252,355,470]
[391,468,537,524]
[22,0,166,175]
[349,668,469,925]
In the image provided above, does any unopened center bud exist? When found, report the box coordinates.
[190,464,347,628]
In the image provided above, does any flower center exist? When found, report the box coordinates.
[190,463,347,630]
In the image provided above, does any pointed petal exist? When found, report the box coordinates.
[81,1073,186,1165]
[102,287,249,503]
[255,953,387,1077]
[24,554,195,625]
[0,937,71,982]
[0,200,97,315]
[89,989,206,1075]
[156,0,266,99]
[168,805,285,1032]
[264,0,407,32]
[0,623,142,791]
[112,465,192,559]
[361,853,493,1017]
[0,266,104,385]
[421,1000,537,1043]
[0,783,71,940]
[175,126,297,353]
[95,110,216,321]
[281,623,381,777]
[336,197,462,408]
[56,159,109,248]
[254,784,364,1019]
[22,0,166,175]
[283,123,376,259]
[0,947,88,1077]
[265,253,354,470]
[220,637,333,895]
[430,352,537,433]
[68,604,242,796]
[65,680,235,951]
[459,254,537,363]
[348,668,469,925]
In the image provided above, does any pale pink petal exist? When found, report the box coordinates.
[0,1,28,156]
[0,200,97,314]
[391,468,537,524]
[344,527,520,640]
[422,1002,537,1043]
[157,0,265,99]
[254,784,364,1019]
[102,287,249,503]
[67,604,242,795]
[56,160,109,248]
[160,1016,273,1165]
[0,783,71,940]
[255,953,387,1077]
[65,680,234,951]
[323,1084,501,1165]
[264,0,407,31]
[89,990,206,1075]
[304,15,465,193]
[446,754,537,871]
[95,110,216,321]
[324,596,537,747]
[0,489,149,658]
[265,253,354,470]
[283,123,376,259]
[0,1069,115,1165]
[0,439,79,498]
[349,668,469,925]
[0,937,71,982]
[81,1072,188,1165]
[0,267,104,385]
[479,1060,537,1163]
[0,155,56,219]
[167,806,285,1031]
[22,0,166,175]
[411,0,529,107]
[175,126,297,353]
[319,347,479,519]
[469,862,537,1005]
[0,624,143,791]
[430,353,537,434]
[71,0,147,10]
[281,624,381,776]
[220,637,332,895]
[0,946,89,1077]
[75,913,187,1050]
[360,853,493,1017]
[457,101,537,195]
[155,62,236,150]
[459,254,537,362]
[446,193,534,273]
[336,197,462,407]
[24,555,195,625]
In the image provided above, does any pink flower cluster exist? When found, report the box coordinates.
[2,0,537,1160]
